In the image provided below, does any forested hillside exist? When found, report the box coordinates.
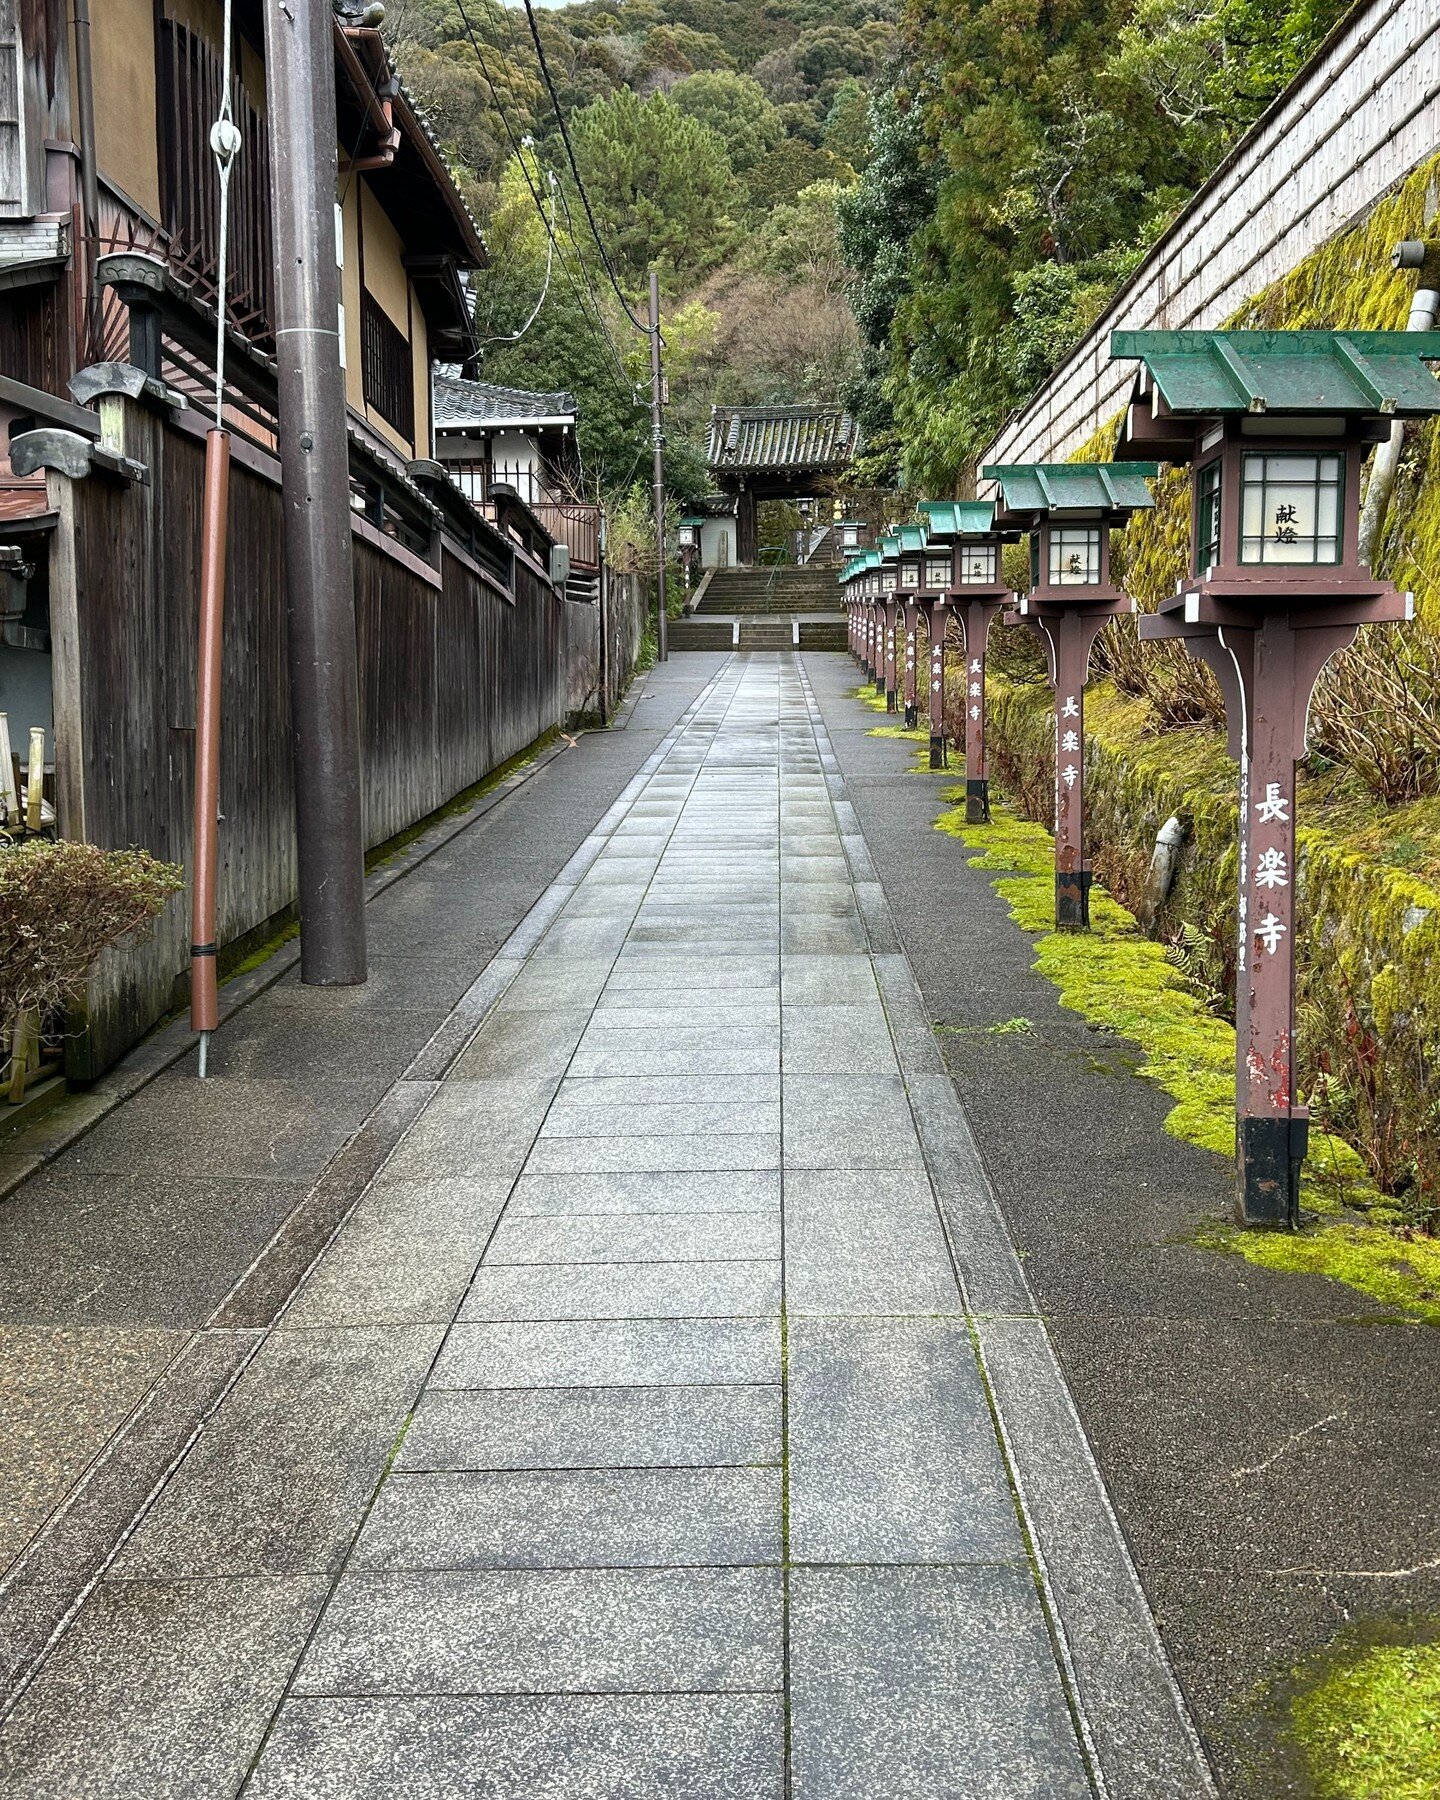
[386,0,897,500]
[387,0,1355,502]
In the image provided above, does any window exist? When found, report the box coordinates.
[899,559,919,588]
[361,290,415,442]
[1195,458,1222,573]
[1047,526,1103,586]
[157,19,273,340]
[924,554,952,589]
[880,566,897,593]
[959,543,998,584]
[1240,452,1341,565]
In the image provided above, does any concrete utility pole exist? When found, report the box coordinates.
[649,270,668,663]
[263,0,367,984]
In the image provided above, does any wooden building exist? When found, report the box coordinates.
[0,0,627,1077]
[433,375,602,597]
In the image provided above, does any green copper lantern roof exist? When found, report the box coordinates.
[893,523,928,554]
[878,534,902,560]
[982,462,1158,519]
[1110,329,1440,417]
[919,500,996,538]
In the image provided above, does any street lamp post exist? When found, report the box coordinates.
[918,501,1018,805]
[1112,326,1440,1227]
[984,462,1159,929]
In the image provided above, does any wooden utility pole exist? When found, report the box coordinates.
[263,0,367,984]
[648,271,668,663]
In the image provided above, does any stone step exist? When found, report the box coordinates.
[669,619,736,651]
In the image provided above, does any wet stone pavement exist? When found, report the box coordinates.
[0,657,1217,1796]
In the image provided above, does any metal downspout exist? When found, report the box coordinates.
[1357,238,1440,565]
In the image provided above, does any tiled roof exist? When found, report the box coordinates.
[1111,329,1440,418]
[919,501,996,539]
[982,463,1158,520]
[434,375,578,431]
[707,406,861,473]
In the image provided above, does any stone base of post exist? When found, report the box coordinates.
[928,735,945,770]
[1238,1114,1310,1229]
[965,777,989,824]
[1056,868,1091,931]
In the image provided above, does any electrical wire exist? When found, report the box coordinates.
[481,167,557,346]
[449,0,639,405]
[518,0,653,339]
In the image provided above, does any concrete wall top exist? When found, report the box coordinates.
[980,0,1440,477]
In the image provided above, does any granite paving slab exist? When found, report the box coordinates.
[353,1467,783,1570]
[459,1259,783,1322]
[786,1316,1022,1564]
[485,1210,781,1265]
[291,1565,784,1695]
[245,1693,785,1799]
[504,1169,782,1218]
[788,1565,1092,1800]
[432,1318,782,1389]
[397,1383,782,1471]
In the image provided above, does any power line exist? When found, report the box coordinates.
[492,0,644,370]
[447,0,638,406]
[519,0,652,337]
[481,166,556,346]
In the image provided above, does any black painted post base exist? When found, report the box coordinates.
[903,703,918,729]
[873,674,884,696]
[1237,1114,1308,1229]
[928,735,945,770]
[964,778,989,824]
[886,688,897,713]
[1055,869,1092,932]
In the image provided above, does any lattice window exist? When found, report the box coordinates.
[156,18,273,342]
[361,290,415,442]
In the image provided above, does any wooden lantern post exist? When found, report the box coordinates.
[893,525,928,728]
[984,463,1159,929]
[918,501,1018,812]
[877,534,902,712]
[1113,327,1440,1227]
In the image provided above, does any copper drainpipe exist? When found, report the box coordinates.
[337,29,400,174]
[190,429,231,1075]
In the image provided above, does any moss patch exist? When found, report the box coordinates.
[1287,1633,1440,1800]
[1220,1224,1440,1328]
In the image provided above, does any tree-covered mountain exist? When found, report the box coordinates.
[385,0,894,500]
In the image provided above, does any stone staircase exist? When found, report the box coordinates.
[669,564,848,653]
[698,567,842,615]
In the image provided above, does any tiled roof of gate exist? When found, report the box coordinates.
[707,405,861,473]
[434,375,578,431]
[1111,330,1440,418]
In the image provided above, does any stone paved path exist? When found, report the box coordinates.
[0,655,1217,1797]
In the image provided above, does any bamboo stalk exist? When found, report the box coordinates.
[7,1010,29,1105]
[25,728,44,834]
[0,715,17,828]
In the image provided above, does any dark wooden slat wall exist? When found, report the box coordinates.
[62,408,575,1078]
